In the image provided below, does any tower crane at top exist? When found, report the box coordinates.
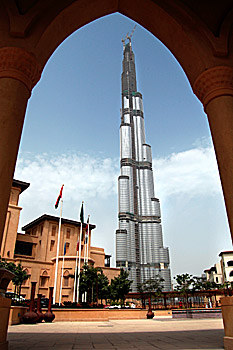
[122,24,136,47]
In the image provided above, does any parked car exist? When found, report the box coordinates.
[109,305,121,309]
[5,292,25,302]
[40,298,49,308]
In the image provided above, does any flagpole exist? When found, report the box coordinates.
[53,198,63,304]
[76,221,82,303]
[59,253,65,305]
[86,215,90,265]
[83,233,87,265]
[73,246,79,303]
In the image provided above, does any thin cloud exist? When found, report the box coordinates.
[14,145,229,275]
[15,145,221,221]
[153,146,221,199]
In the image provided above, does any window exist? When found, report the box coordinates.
[32,228,37,236]
[22,269,30,286]
[216,277,219,283]
[228,261,233,267]
[40,271,49,287]
[50,240,55,251]
[15,241,33,256]
[64,277,69,287]
[40,225,43,236]
[63,270,69,287]
[66,228,70,239]
[66,243,70,254]
[52,225,57,236]
[230,271,233,277]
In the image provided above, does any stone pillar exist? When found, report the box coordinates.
[194,66,233,241]
[0,47,41,248]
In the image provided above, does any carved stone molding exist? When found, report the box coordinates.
[0,47,42,92]
[193,66,233,108]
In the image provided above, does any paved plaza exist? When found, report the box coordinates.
[8,318,224,350]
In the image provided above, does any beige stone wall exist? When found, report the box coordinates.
[1,184,119,302]
[102,267,120,282]
[1,187,22,259]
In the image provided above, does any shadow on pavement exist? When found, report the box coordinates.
[8,329,224,349]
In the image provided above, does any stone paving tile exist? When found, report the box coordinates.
[72,345,94,349]
[8,319,224,350]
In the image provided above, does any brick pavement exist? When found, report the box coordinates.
[8,318,224,350]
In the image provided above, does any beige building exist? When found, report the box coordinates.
[1,180,119,302]
[219,251,233,284]
[204,263,223,285]
[204,251,233,285]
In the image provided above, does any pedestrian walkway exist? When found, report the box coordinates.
[8,318,224,350]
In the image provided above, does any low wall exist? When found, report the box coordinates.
[154,309,172,317]
[52,308,148,321]
[172,308,222,319]
[8,307,172,324]
[9,306,27,325]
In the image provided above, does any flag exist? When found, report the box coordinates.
[84,217,89,244]
[55,185,64,209]
[64,242,67,255]
[80,202,84,223]
[84,233,88,244]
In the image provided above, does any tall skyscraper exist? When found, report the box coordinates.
[116,36,172,292]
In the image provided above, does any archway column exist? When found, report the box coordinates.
[194,66,233,241]
[0,47,41,247]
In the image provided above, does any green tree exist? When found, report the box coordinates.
[79,264,99,304]
[142,276,164,296]
[140,276,164,308]
[109,268,132,305]
[97,270,109,305]
[79,264,111,305]
[0,258,29,298]
[13,263,29,297]
[137,282,146,308]
[174,273,194,308]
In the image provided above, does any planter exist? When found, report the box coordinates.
[0,268,15,350]
[36,294,44,323]
[21,282,38,324]
[146,297,154,319]
[0,268,15,295]
[0,296,11,350]
[44,287,55,322]
[221,296,233,349]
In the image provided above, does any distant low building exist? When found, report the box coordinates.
[219,251,233,283]
[204,263,223,284]
[1,180,120,302]
[204,251,233,285]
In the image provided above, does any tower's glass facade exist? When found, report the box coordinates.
[116,40,172,292]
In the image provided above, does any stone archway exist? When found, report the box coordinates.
[1,1,233,248]
[1,3,233,347]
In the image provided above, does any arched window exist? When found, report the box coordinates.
[227,261,233,267]
[229,271,233,277]
[63,270,69,287]
[22,269,30,286]
[40,270,49,287]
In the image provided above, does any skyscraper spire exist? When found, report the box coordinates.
[116,35,172,292]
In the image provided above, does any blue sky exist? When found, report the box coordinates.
[15,13,232,281]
